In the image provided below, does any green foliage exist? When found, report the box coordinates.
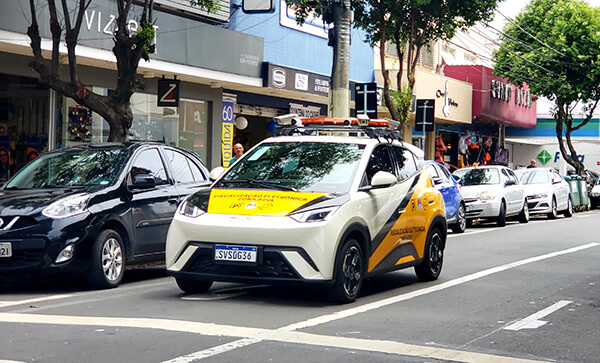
[189,0,221,14]
[389,86,413,125]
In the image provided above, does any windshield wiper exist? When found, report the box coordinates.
[220,179,297,191]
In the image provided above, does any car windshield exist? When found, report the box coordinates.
[5,147,128,189]
[459,168,501,186]
[516,170,549,184]
[218,142,366,193]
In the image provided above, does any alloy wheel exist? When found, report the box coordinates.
[342,246,362,296]
[101,237,123,282]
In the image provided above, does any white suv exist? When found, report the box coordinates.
[166,117,447,303]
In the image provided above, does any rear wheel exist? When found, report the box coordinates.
[564,198,573,218]
[176,278,213,294]
[451,203,466,233]
[415,226,444,281]
[496,201,506,227]
[87,229,125,289]
[519,200,529,223]
[547,197,558,219]
[326,238,364,304]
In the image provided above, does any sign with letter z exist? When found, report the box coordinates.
[158,78,181,107]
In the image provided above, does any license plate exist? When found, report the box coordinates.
[0,242,12,258]
[215,245,257,263]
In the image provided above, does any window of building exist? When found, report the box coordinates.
[442,45,456,57]
[464,54,476,64]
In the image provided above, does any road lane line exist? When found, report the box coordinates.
[0,243,596,363]
[504,300,573,331]
[0,294,73,308]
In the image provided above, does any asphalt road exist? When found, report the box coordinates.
[1,211,599,363]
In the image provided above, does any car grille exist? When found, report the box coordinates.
[464,197,478,203]
[0,216,39,231]
[0,248,43,266]
[186,245,299,280]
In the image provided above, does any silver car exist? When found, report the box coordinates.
[454,166,529,227]
[514,168,573,219]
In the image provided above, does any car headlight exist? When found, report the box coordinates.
[529,193,548,199]
[42,194,90,219]
[289,206,339,223]
[178,199,205,218]
[591,192,600,197]
[479,191,496,201]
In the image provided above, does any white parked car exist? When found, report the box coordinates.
[515,168,573,219]
[454,165,529,227]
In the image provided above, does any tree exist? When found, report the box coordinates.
[27,0,218,142]
[352,0,500,132]
[493,0,600,174]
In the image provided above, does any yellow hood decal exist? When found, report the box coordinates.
[208,189,326,216]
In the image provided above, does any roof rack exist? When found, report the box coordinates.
[273,115,403,142]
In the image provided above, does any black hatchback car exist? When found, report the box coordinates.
[0,142,210,288]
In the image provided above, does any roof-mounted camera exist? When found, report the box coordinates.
[273,113,303,126]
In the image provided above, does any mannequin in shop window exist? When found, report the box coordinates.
[435,135,446,163]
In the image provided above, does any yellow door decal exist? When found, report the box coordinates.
[208,189,326,216]
[368,171,443,273]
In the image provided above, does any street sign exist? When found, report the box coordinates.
[415,99,435,132]
[355,82,378,119]
[157,78,180,107]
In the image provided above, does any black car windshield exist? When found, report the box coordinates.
[218,142,365,193]
[459,168,501,186]
[516,170,549,184]
[5,147,129,189]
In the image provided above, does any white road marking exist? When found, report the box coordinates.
[0,360,26,363]
[0,294,73,309]
[448,228,496,238]
[504,300,573,331]
[1,243,596,362]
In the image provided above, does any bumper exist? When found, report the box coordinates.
[527,197,552,214]
[166,212,344,284]
[464,199,502,219]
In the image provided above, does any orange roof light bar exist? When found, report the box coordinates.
[301,117,390,127]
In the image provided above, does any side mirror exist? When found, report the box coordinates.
[505,179,516,186]
[432,176,443,185]
[359,171,397,191]
[131,174,156,189]
[209,166,225,181]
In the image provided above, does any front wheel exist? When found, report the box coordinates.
[519,200,529,223]
[415,226,444,281]
[547,197,558,219]
[496,201,506,227]
[326,238,364,304]
[451,203,466,233]
[87,229,125,289]
[176,278,213,294]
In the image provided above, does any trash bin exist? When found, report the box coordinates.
[564,175,582,210]
[578,177,590,210]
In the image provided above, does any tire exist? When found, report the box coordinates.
[451,203,467,234]
[564,198,573,218]
[496,201,506,227]
[547,197,558,219]
[326,238,364,304]
[87,229,125,289]
[176,278,213,294]
[519,200,529,223]
[415,226,444,281]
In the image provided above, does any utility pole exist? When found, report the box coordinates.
[327,0,351,117]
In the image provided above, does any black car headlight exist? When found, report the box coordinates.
[42,194,90,219]
[289,206,339,223]
[178,199,205,218]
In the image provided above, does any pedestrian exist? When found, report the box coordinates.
[527,159,536,168]
[230,143,244,164]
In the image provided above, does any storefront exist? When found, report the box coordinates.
[443,65,537,169]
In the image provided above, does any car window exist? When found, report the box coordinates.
[164,149,195,184]
[426,164,439,178]
[131,148,168,185]
[393,147,418,180]
[434,164,450,182]
[459,168,500,185]
[364,145,395,184]
[507,169,519,184]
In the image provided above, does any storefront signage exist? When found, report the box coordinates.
[222,101,235,167]
[435,80,459,117]
[537,150,552,165]
[279,0,329,39]
[491,80,533,108]
[157,78,180,107]
[289,103,321,118]
[263,63,330,97]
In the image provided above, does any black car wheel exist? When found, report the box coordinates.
[87,229,125,289]
[564,198,573,218]
[547,197,558,219]
[415,226,444,281]
[519,200,529,223]
[496,201,506,227]
[176,278,213,294]
[326,238,364,304]
[451,203,466,233]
